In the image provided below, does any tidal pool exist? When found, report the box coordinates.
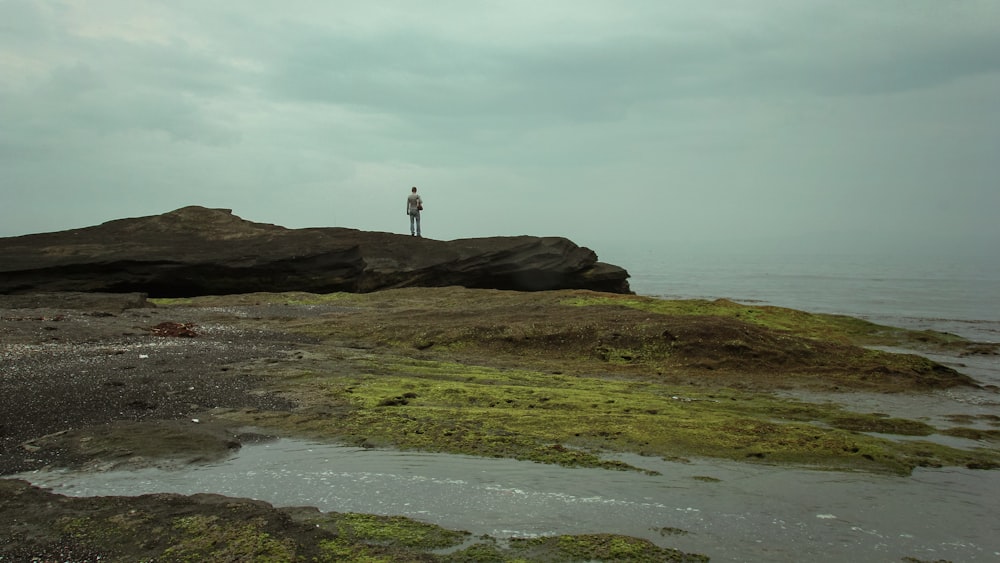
[11,439,1000,562]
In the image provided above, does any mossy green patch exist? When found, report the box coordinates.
[156,288,995,474]
[310,513,468,550]
[163,515,296,562]
[561,294,957,347]
[220,354,999,475]
[56,511,299,562]
[57,514,147,549]
[437,534,710,562]
[315,538,395,562]
[509,533,708,562]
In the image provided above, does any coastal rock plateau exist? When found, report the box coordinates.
[0,206,630,296]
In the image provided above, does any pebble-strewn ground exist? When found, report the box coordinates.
[1,296,303,475]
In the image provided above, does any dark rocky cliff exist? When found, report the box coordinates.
[0,206,631,296]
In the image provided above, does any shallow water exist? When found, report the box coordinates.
[11,439,1000,562]
[778,347,1000,433]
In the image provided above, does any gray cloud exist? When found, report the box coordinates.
[1,1,997,257]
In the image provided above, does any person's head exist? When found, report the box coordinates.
[411,187,417,193]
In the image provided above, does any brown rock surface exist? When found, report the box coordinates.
[0,206,631,296]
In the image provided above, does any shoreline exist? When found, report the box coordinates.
[3,288,998,561]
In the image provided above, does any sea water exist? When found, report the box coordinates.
[599,244,1000,344]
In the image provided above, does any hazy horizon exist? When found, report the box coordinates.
[2,2,998,257]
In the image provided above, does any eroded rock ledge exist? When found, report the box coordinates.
[0,206,631,296]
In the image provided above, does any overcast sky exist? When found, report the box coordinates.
[2,1,998,255]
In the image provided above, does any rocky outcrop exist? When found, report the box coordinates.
[0,206,631,296]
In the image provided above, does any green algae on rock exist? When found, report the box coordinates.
[3,287,998,562]
[1,479,710,562]
[220,361,996,474]
[146,288,999,475]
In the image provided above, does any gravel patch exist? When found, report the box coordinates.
[1,299,308,475]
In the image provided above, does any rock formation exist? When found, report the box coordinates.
[0,206,631,296]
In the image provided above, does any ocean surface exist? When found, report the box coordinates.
[598,244,1000,345]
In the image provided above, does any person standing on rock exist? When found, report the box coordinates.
[406,186,423,237]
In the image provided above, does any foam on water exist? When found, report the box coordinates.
[11,440,1000,562]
